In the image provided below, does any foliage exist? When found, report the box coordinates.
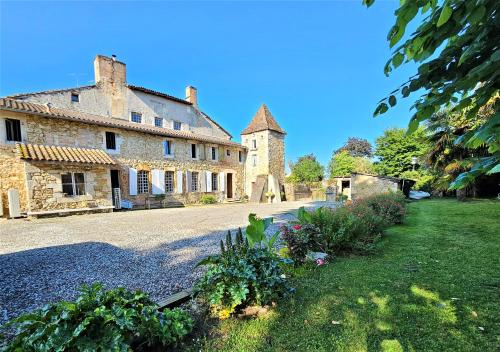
[246,214,280,251]
[374,128,429,177]
[194,229,290,319]
[280,224,321,265]
[197,200,500,351]
[328,150,374,178]
[336,137,373,157]
[355,191,407,225]
[288,154,325,183]
[200,194,217,204]
[400,170,436,192]
[365,0,500,188]
[2,283,192,351]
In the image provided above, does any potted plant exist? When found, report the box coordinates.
[265,191,275,203]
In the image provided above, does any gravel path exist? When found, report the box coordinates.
[0,201,330,324]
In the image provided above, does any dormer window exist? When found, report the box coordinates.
[71,93,79,102]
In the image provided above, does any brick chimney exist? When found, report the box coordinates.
[185,86,198,107]
[94,55,127,118]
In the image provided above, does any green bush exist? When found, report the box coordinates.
[194,229,290,319]
[356,191,407,225]
[200,195,217,204]
[280,223,321,264]
[2,283,192,351]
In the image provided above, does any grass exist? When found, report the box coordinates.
[188,199,500,351]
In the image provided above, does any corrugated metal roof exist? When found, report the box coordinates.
[16,143,115,165]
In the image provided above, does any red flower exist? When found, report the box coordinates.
[293,225,302,230]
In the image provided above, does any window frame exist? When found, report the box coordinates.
[191,171,199,192]
[5,118,22,142]
[252,139,257,149]
[61,172,86,197]
[173,121,182,131]
[164,140,172,156]
[105,131,116,150]
[212,173,218,191]
[252,154,257,167]
[154,117,163,127]
[131,112,142,124]
[137,170,150,194]
[191,143,197,159]
[211,146,217,161]
[165,170,174,193]
[71,93,79,103]
[238,150,243,163]
[226,149,231,157]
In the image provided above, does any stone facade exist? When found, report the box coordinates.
[330,173,400,201]
[0,55,286,217]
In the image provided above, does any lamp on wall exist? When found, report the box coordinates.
[411,156,418,171]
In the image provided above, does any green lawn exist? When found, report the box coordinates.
[191,199,500,351]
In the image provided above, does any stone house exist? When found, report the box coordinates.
[0,55,286,217]
[330,173,414,201]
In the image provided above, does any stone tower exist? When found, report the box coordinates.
[241,104,285,203]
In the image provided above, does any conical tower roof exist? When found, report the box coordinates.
[241,104,285,135]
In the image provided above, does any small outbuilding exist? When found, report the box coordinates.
[330,173,415,200]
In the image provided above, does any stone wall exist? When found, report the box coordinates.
[25,162,112,212]
[0,145,28,216]
[350,174,399,201]
[268,130,285,186]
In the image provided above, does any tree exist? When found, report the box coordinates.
[374,128,429,177]
[288,154,324,183]
[328,150,374,178]
[364,0,499,188]
[336,137,373,157]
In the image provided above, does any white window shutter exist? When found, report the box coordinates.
[201,171,207,192]
[219,171,225,192]
[152,169,165,194]
[186,171,192,192]
[176,170,183,193]
[206,171,212,192]
[129,168,137,196]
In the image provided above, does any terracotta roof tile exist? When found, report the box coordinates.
[16,143,115,165]
[241,104,285,135]
[7,85,96,98]
[0,98,243,148]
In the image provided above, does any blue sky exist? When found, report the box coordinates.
[0,1,419,170]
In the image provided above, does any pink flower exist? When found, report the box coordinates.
[316,258,325,266]
[292,225,302,230]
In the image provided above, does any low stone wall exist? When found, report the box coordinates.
[350,174,399,201]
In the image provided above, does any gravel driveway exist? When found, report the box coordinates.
[0,200,327,324]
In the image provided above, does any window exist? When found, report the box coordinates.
[252,154,257,167]
[173,121,182,130]
[212,173,218,191]
[238,150,243,163]
[5,119,22,142]
[191,172,199,192]
[191,144,197,159]
[71,93,79,102]
[164,140,172,156]
[137,170,149,194]
[131,112,142,123]
[165,171,174,193]
[252,139,257,149]
[154,117,163,127]
[61,172,85,196]
[211,146,217,161]
[105,132,116,150]
[226,149,231,157]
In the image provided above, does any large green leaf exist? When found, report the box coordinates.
[437,2,453,27]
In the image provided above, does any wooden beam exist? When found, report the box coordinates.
[157,288,193,310]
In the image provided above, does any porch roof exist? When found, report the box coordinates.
[16,143,116,165]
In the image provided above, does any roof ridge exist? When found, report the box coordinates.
[6,85,96,98]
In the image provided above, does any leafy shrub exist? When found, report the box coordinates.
[195,229,290,319]
[200,195,217,204]
[2,283,192,351]
[280,224,321,264]
[357,191,407,224]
